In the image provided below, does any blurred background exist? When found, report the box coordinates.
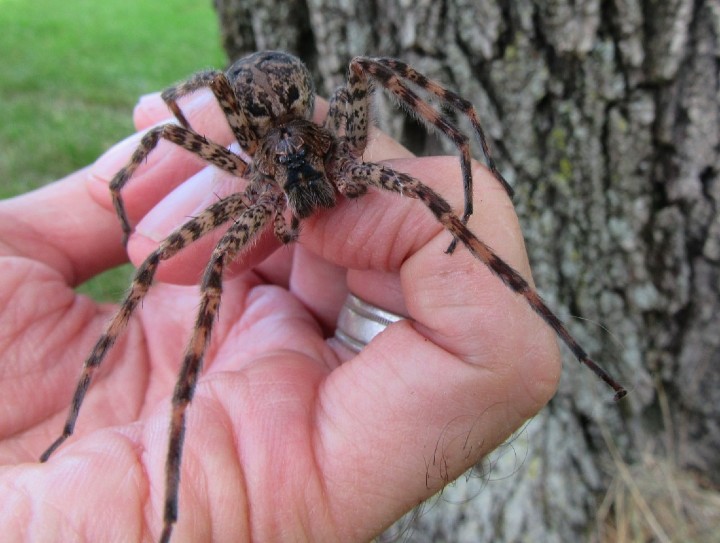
[0,0,225,298]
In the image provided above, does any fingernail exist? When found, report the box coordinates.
[134,92,171,129]
[88,132,145,184]
[137,91,162,107]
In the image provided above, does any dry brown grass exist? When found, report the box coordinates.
[596,382,720,543]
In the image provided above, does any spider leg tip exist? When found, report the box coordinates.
[39,438,63,463]
[445,238,459,254]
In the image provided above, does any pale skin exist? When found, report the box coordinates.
[0,90,560,541]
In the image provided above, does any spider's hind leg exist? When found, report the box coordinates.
[40,193,249,463]
[347,57,512,253]
[160,193,285,543]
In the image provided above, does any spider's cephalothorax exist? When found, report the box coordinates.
[255,119,337,219]
[39,50,626,542]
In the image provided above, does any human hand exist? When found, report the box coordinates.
[0,89,560,541]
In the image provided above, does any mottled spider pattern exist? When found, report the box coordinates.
[39,51,626,542]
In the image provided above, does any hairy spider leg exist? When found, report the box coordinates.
[324,86,351,138]
[160,193,290,543]
[326,69,370,153]
[109,124,249,245]
[349,57,513,253]
[161,70,259,156]
[372,58,512,197]
[39,193,250,463]
[339,160,627,401]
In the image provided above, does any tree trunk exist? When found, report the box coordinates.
[213,0,720,540]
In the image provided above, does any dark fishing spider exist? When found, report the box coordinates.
[39,51,626,542]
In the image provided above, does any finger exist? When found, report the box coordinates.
[87,91,237,232]
[133,92,173,129]
[305,153,560,416]
[0,168,126,285]
[288,245,349,334]
[305,156,548,357]
[0,90,241,285]
[125,164,282,286]
[284,104,415,330]
[118,92,335,239]
[306,158,560,536]
[86,90,272,285]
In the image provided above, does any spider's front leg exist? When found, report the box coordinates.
[111,66,262,245]
[109,124,248,245]
[160,69,258,155]
[159,192,291,543]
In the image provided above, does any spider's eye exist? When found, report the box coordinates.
[277,147,307,167]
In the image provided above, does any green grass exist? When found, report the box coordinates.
[0,0,226,298]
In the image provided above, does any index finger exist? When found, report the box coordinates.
[0,168,127,286]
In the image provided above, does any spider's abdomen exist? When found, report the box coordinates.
[227,51,315,138]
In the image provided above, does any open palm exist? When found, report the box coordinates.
[0,91,560,541]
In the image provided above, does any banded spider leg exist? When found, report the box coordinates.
[338,57,513,252]
[325,57,627,400]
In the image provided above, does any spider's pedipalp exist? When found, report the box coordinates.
[39,193,249,464]
[339,160,626,400]
[109,124,248,245]
[160,194,282,543]
[324,86,351,136]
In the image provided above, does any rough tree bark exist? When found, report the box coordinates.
[213,1,719,541]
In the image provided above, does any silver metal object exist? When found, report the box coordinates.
[334,293,406,353]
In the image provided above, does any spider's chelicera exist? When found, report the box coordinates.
[39,51,626,542]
